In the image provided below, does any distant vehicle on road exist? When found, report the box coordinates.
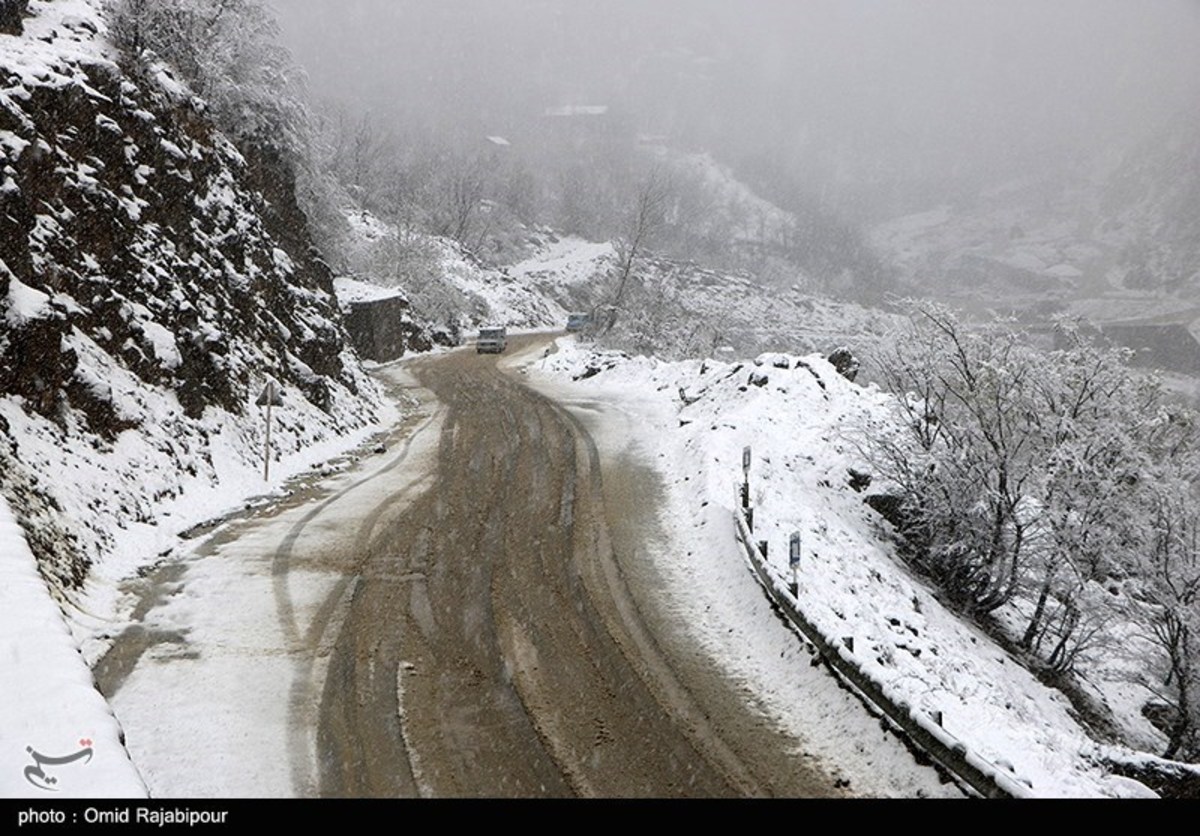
[476,326,508,354]
[566,312,591,332]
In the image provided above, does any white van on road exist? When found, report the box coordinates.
[476,326,508,354]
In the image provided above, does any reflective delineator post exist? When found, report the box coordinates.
[789,531,801,597]
[741,445,751,509]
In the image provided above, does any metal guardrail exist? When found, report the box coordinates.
[732,496,1034,798]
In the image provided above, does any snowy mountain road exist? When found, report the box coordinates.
[316,335,842,797]
[99,335,856,798]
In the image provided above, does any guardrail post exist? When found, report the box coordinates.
[741,446,751,510]
[746,507,754,532]
[932,710,943,728]
[757,540,768,559]
[788,531,801,598]
[843,636,854,653]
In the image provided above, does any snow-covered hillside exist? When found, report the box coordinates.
[0,1,392,664]
[334,207,898,364]
[531,337,1172,798]
[869,178,1110,313]
[871,110,1200,325]
[1100,107,1200,299]
[665,151,802,254]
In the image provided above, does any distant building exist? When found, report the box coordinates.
[543,105,609,117]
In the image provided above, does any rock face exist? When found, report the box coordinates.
[827,346,860,382]
[0,56,354,422]
[0,0,28,35]
[0,6,383,591]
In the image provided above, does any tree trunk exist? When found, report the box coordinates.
[1164,620,1193,760]
[1022,577,1052,651]
[1047,604,1078,673]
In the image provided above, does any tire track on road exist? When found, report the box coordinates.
[272,403,442,796]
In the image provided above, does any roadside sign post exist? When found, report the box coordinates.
[788,531,801,597]
[256,380,284,481]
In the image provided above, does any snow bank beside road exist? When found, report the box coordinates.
[530,338,1157,798]
[0,497,145,798]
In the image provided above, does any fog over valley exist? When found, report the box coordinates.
[273,0,1200,220]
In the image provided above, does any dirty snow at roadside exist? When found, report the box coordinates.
[103,370,439,798]
[527,337,1160,798]
[0,497,146,798]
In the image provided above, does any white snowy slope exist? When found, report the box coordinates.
[527,338,1161,798]
[336,209,579,331]
[0,339,396,667]
[0,496,146,798]
[338,206,897,365]
[0,0,395,651]
[1,0,399,797]
[665,151,803,250]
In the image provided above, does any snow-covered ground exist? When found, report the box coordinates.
[0,374,397,797]
[104,340,954,800]
[0,496,145,797]
[0,1,1181,799]
[2,349,397,664]
[5,322,1177,798]
[104,364,439,797]
[525,337,1164,798]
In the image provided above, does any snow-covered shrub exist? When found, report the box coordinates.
[104,0,309,160]
[863,303,1200,761]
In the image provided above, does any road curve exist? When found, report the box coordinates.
[317,335,843,797]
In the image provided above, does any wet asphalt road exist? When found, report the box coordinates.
[100,334,848,798]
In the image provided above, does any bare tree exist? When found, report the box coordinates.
[599,167,673,335]
[1137,474,1200,759]
[315,107,392,205]
[428,155,490,245]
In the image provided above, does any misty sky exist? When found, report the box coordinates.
[271,0,1200,212]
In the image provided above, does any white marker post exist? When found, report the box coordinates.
[789,531,802,598]
[741,445,752,509]
[256,380,284,481]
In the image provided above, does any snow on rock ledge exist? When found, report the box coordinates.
[0,0,392,647]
